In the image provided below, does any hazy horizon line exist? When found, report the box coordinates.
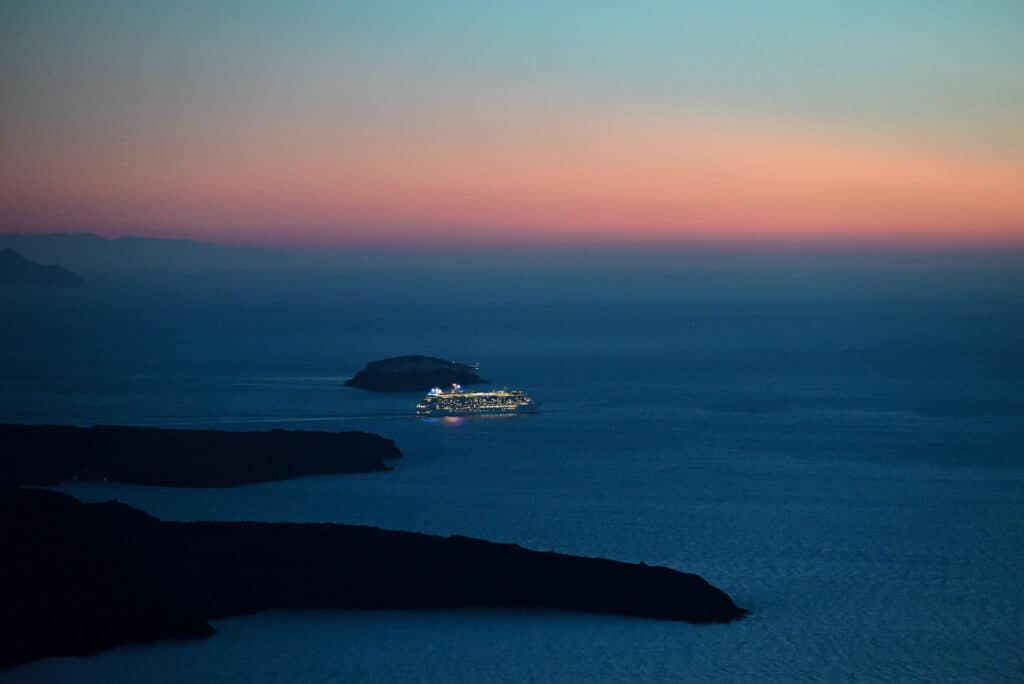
[5,229,1024,257]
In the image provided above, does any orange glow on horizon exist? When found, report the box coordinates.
[2,115,1022,248]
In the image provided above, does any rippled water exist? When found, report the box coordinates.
[2,258,1023,682]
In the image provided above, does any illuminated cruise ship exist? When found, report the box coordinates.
[416,384,539,417]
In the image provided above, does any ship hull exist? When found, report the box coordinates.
[417,402,540,418]
[415,388,539,417]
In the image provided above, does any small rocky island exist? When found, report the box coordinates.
[1,424,401,487]
[344,355,486,392]
[1,488,747,668]
[0,248,85,287]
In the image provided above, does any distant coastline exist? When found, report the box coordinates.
[1,424,400,488]
[0,249,84,287]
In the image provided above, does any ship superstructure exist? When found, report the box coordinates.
[416,384,538,417]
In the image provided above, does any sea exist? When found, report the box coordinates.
[1,251,1023,682]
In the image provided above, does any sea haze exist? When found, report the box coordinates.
[1,241,1023,682]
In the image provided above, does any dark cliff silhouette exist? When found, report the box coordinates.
[345,355,486,392]
[0,249,85,287]
[1,424,400,487]
[1,488,747,668]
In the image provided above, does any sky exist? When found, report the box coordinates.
[1,1,1022,248]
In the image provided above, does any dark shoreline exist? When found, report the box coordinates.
[1,488,747,668]
[1,424,401,488]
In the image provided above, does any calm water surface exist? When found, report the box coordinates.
[2,259,1023,682]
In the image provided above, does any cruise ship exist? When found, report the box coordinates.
[416,384,539,417]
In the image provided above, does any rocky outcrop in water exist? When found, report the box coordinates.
[0,424,400,487]
[344,355,485,392]
[0,488,747,668]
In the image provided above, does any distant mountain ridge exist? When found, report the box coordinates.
[0,233,285,274]
[0,249,85,287]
